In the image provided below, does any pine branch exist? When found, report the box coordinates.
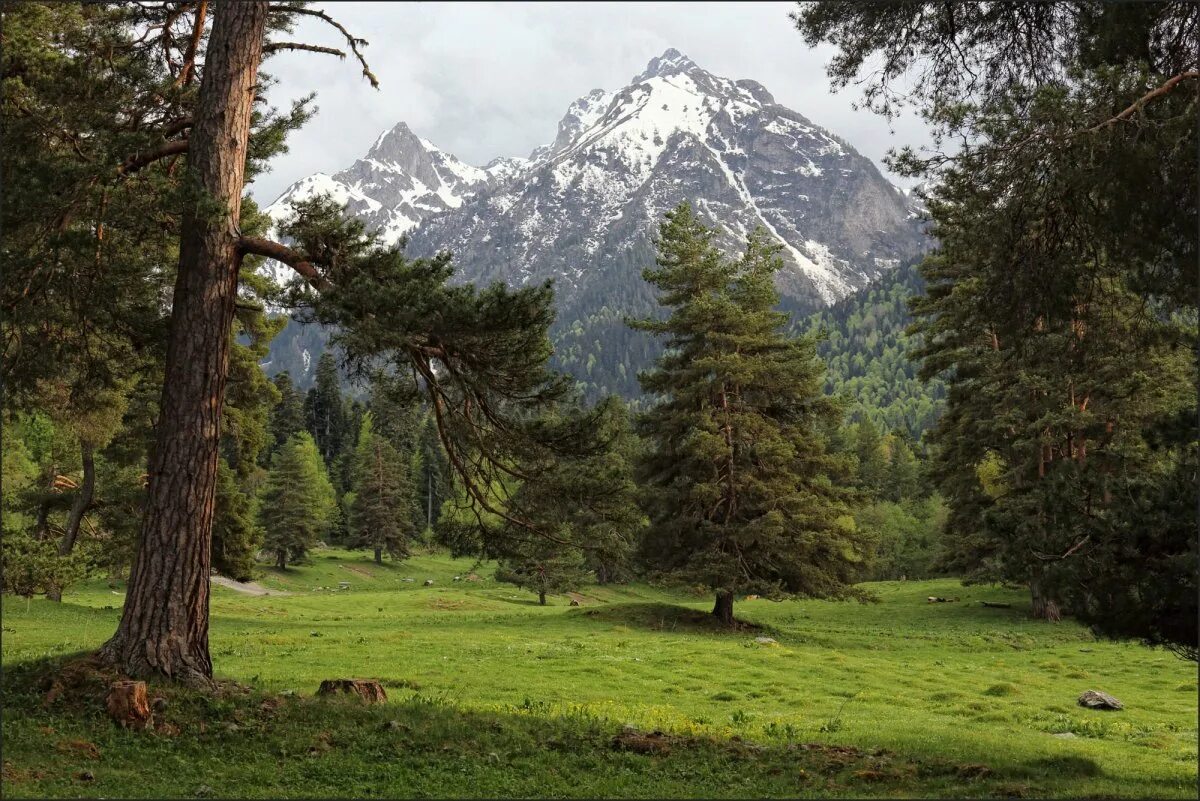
[1086,71,1199,133]
[236,235,333,292]
[116,139,189,176]
[172,0,208,88]
[267,4,379,88]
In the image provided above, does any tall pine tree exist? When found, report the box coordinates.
[632,205,862,624]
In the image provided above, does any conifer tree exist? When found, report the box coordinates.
[415,415,452,535]
[631,205,862,624]
[796,2,1197,653]
[347,414,415,564]
[268,372,306,458]
[305,352,349,466]
[491,397,644,602]
[259,432,337,569]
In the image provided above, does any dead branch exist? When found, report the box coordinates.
[263,42,346,58]
[267,4,379,88]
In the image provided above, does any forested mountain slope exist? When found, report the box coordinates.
[798,259,945,441]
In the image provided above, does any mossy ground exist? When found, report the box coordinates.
[3,548,1196,798]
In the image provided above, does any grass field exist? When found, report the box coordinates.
[3,547,1196,798]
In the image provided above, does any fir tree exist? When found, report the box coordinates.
[259,433,337,569]
[347,414,416,564]
[796,2,1197,652]
[268,372,306,458]
[631,205,862,624]
[491,397,644,602]
[305,352,350,466]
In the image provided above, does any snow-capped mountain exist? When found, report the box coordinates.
[263,49,929,395]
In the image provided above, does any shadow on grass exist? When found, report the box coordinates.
[571,602,765,634]
[3,652,1028,799]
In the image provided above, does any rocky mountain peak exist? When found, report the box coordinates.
[634,47,699,82]
[264,48,930,396]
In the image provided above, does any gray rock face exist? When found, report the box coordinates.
[265,48,925,308]
[1077,690,1124,710]
[405,50,926,308]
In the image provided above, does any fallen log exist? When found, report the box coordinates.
[927,596,959,603]
[980,601,1012,609]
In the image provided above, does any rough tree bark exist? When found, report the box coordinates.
[97,2,269,686]
[1029,574,1063,622]
[712,590,734,626]
[373,546,382,565]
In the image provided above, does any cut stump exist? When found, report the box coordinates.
[106,681,152,729]
[316,679,387,704]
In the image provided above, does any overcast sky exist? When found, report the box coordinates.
[250,2,932,204]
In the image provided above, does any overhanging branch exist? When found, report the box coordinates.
[267,4,379,88]
[236,235,332,292]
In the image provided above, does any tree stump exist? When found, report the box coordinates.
[316,679,387,704]
[106,681,152,729]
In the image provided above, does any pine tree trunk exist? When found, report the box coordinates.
[1029,575,1063,622]
[712,591,734,626]
[538,590,547,606]
[276,550,286,570]
[374,547,382,565]
[46,443,97,602]
[97,2,268,687]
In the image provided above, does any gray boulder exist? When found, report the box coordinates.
[1077,690,1123,710]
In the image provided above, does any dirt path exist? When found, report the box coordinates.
[210,575,290,596]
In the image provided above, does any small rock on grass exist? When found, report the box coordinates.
[1078,690,1123,710]
[754,636,778,646]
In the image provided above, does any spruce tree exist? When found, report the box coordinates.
[347,414,416,564]
[491,396,644,602]
[268,372,306,458]
[305,352,349,466]
[796,2,1197,653]
[631,205,862,624]
[259,433,337,569]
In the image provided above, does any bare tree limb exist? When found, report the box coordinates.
[267,4,379,88]
[161,117,193,138]
[263,41,345,58]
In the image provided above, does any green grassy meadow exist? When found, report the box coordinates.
[3,548,1196,798]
